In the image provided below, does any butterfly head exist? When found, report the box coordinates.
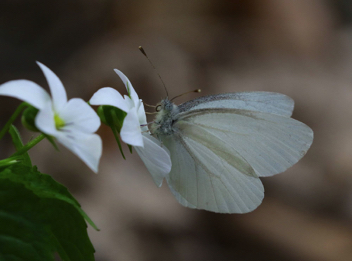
[151,98,179,137]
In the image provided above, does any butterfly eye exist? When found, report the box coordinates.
[156,105,161,112]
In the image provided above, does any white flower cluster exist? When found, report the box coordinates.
[0,62,171,184]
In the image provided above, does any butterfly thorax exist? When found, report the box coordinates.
[151,98,180,137]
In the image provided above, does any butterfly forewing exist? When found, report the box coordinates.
[178,109,313,177]
[178,92,294,117]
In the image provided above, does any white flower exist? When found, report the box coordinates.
[90,69,171,186]
[0,62,102,173]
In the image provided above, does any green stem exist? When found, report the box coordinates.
[0,156,22,168]
[0,102,28,140]
[11,134,46,157]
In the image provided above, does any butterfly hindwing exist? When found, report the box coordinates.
[163,131,264,214]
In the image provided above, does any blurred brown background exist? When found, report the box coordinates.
[1,0,352,260]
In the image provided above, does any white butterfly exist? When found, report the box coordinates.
[149,92,313,214]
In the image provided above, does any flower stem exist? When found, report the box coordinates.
[0,156,22,168]
[11,134,46,157]
[0,102,28,140]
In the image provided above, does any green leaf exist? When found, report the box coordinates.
[0,184,56,261]
[8,125,32,167]
[1,165,98,230]
[0,165,97,261]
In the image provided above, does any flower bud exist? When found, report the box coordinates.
[21,106,39,132]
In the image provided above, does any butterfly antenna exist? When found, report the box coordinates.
[139,46,169,98]
[140,121,155,127]
[170,89,201,102]
[143,102,156,108]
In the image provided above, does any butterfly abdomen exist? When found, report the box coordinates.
[151,99,180,137]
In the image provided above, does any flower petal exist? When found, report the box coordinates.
[89,87,129,112]
[114,69,139,106]
[120,108,144,147]
[56,132,102,173]
[35,101,59,136]
[0,80,50,109]
[123,95,135,110]
[59,98,101,133]
[37,61,67,112]
[135,134,172,187]
[137,101,147,125]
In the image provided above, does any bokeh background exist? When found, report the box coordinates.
[1,0,352,260]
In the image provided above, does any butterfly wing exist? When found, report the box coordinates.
[162,92,313,213]
[179,92,294,117]
[163,132,264,213]
[178,109,313,177]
